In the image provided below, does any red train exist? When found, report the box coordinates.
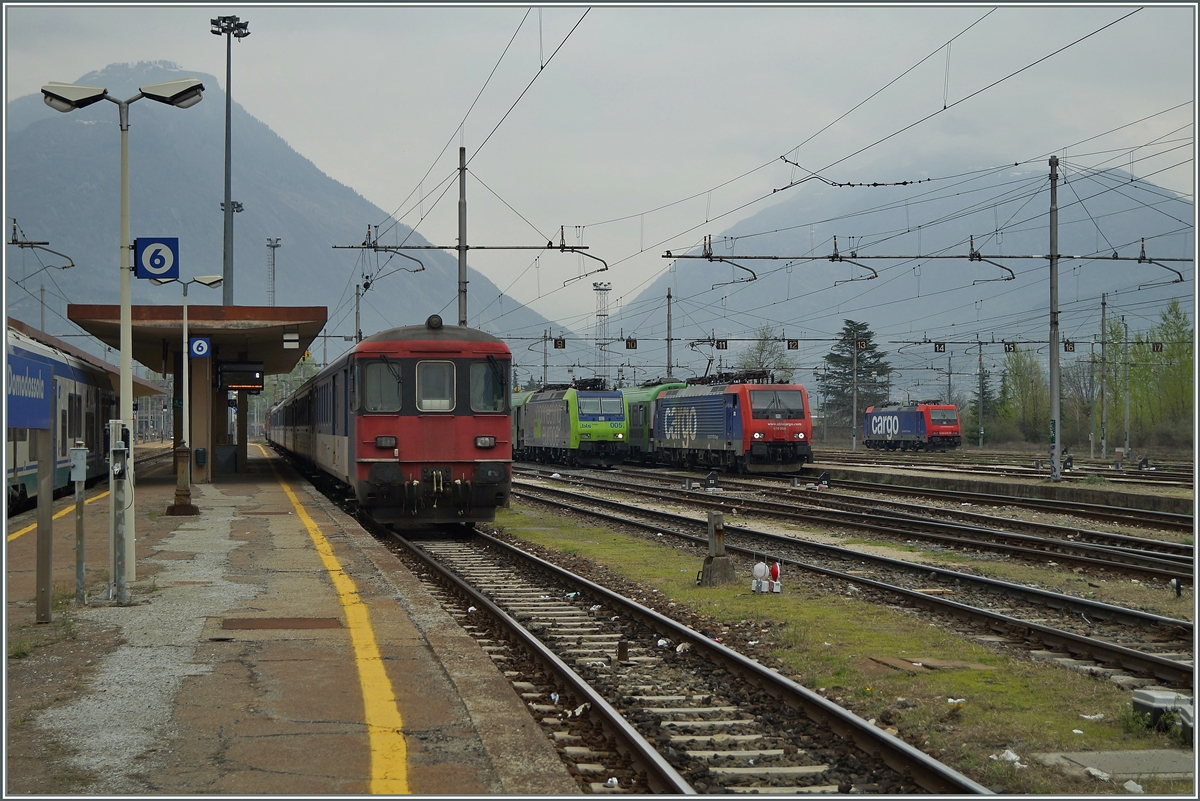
[862,401,961,451]
[266,315,512,526]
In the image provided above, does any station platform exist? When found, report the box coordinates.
[5,443,578,795]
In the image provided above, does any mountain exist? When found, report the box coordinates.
[5,61,561,366]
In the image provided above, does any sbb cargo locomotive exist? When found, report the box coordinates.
[266,315,512,526]
[862,401,961,451]
[653,373,814,473]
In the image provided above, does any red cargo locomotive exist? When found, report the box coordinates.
[654,371,814,473]
[266,315,512,526]
[862,400,962,451]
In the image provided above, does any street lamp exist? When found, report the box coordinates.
[152,275,222,514]
[212,14,250,305]
[42,76,204,560]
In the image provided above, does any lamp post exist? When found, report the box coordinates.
[212,14,250,305]
[42,77,205,573]
[152,275,222,514]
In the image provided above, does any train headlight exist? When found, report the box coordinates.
[474,462,506,483]
[794,432,806,440]
[753,432,764,439]
[614,433,624,439]
[475,435,496,448]
[375,436,397,449]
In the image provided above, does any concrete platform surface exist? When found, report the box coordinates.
[6,444,578,794]
[1031,749,1196,781]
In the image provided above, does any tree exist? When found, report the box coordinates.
[817,320,891,430]
[966,363,1001,444]
[734,325,797,382]
[997,345,1048,442]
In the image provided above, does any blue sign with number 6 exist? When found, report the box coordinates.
[190,337,211,359]
[135,237,180,280]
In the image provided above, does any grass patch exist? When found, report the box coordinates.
[8,639,34,659]
[496,501,1193,793]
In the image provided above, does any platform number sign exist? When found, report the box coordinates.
[625,338,637,349]
[189,337,211,359]
[855,339,867,350]
[553,338,566,349]
[934,342,946,352]
[1004,342,1017,353]
[134,237,180,280]
[1152,342,1164,353]
[787,339,798,350]
[715,339,728,350]
[1064,340,1075,353]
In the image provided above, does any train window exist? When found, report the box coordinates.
[930,409,958,424]
[362,360,402,413]
[470,360,506,413]
[578,396,602,415]
[600,398,624,417]
[417,361,455,411]
[749,389,806,420]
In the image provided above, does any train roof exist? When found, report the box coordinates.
[662,382,806,398]
[7,321,164,396]
[620,382,687,403]
[360,315,506,345]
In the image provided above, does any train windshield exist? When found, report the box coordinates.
[470,360,507,413]
[417,361,456,411]
[577,395,624,418]
[362,360,402,412]
[749,389,806,420]
[930,409,958,425]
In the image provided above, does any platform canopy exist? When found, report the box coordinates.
[67,305,327,376]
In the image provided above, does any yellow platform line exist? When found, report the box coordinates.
[254,443,409,794]
[7,490,112,542]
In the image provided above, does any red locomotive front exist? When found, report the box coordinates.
[268,315,512,527]
[351,316,512,525]
[734,383,814,470]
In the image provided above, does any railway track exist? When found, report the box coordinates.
[386,529,991,794]
[778,474,1193,533]
[512,479,1194,689]
[522,467,1192,584]
[812,452,1193,488]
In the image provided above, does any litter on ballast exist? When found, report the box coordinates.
[1085,767,1110,782]
[550,473,561,478]
[1080,713,1104,721]
[467,606,476,613]
[1073,729,1084,735]
[1123,780,1144,794]
[947,698,966,705]
[605,778,618,788]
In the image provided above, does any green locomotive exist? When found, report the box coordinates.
[511,384,628,467]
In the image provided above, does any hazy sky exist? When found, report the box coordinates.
[5,3,1196,333]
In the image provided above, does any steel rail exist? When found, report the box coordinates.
[390,530,696,794]
[513,484,1194,687]
[470,529,993,795]
[531,471,1190,581]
